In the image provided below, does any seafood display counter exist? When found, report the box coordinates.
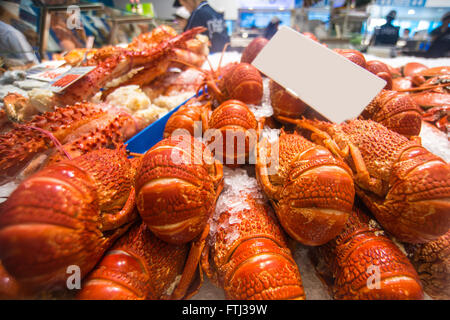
[0,28,449,301]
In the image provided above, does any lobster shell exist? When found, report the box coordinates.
[206,100,258,167]
[78,222,191,300]
[333,49,367,69]
[201,168,305,300]
[288,118,450,244]
[402,62,428,78]
[164,98,210,138]
[366,60,393,90]
[0,260,21,299]
[269,80,308,122]
[215,63,264,105]
[360,89,423,137]
[135,135,223,244]
[312,205,424,300]
[240,37,269,64]
[406,230,450,300]
[0,148,137,294]
[256,130,355,246]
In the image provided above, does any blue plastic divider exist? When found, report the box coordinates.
[125,91,202,154]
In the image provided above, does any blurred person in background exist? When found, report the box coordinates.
[401,28,411,40]
[426,11,450,58]
[0,20,38,65]
[370,10,400,46]
[174,6,190,31]
[174,0,229,53]
[264,16,281,40]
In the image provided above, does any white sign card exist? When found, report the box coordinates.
[252,26,387,124]
[47,66,95,93]
[27,66,72,82]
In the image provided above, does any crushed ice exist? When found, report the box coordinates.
[248,78,274,120]
[420,122,450,162]
[209,167,264,246]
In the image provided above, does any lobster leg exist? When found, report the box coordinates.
[347,143,384,195]
[279,116,384,196]
[101,188,137,231]
[200,101,211,133]
[171,180,223,299]
[256,137,281,199]
[170,224,210,300]
[210,162,224,192]
[277,116,348,160]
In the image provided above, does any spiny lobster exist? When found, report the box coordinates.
[360,89,423,137]
[334,49,392,89]
[201,168,306,300]
[174,55,264,106]
[78,222,203,300]
[240,37,269,64]
[0,147,138,295]
[0,103,137,185]
[209,62,264,105]
[406,230,449,300]
[256,129,355,246]
[266,49,365,121]
[164,98,259,168]
[163,97,211,138]
[311,205,424,300]
[3,26,207,114]
[135,134,223,244]
[281,117,450,244]
[205,100,258,167]
[269,80,308,124]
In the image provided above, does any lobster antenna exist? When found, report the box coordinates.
[127,152,144,158]
[170,59,207,75]
[217,43,230,75]
[396,82,449,92]
[205,57,215,76]
[23,125,73,161]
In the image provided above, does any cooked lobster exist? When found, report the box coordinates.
[269,80,308,124]
[406,230,449,300]
[311,205,424,300]
[0,147,137,294]
[281,117,450,243]
[360,89,423,137]
[240,37,269,64]
[163,97,211,138]
[205,99,259,167]
[0,103,137,185]
[201,168,306,300]
[135,134,223,244]
[256,129,355,246]
[78,222,203,300]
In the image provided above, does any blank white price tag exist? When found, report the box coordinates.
[252,26,387,123]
